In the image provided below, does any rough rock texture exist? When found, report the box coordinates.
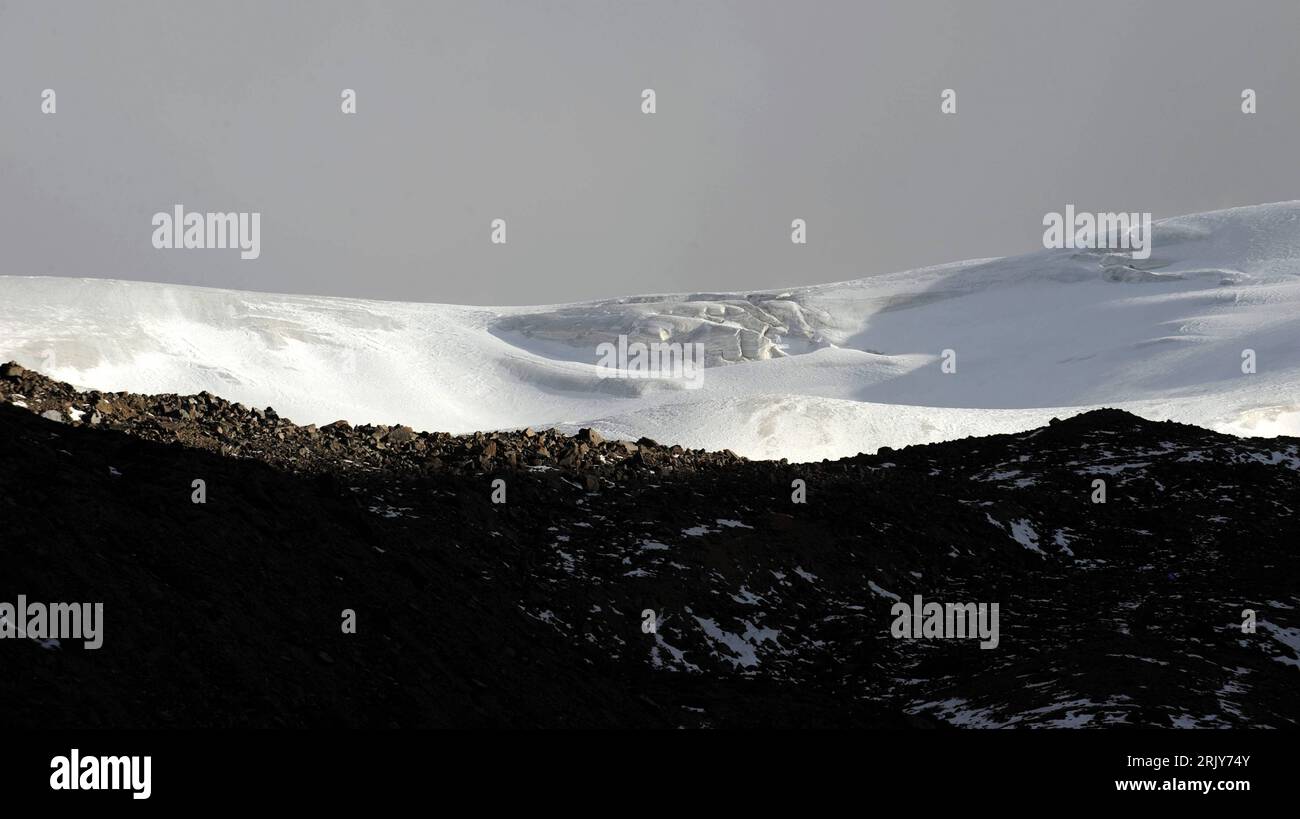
[0,364,744,482]
[1,364,1297,728]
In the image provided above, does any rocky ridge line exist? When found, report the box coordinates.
[0,361,745,483]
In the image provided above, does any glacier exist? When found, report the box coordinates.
[4,201,1300,462]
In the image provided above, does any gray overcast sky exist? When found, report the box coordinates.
[2,0,1299,305]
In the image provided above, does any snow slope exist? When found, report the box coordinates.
[4,201,1300,461]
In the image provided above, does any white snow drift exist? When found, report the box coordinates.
[4,201,1300,462]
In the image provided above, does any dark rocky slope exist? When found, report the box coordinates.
[1,363,1297,728]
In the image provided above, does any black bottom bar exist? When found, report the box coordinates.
[2,729,1284,807]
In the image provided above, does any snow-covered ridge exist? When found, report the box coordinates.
[4,201,1300,461]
